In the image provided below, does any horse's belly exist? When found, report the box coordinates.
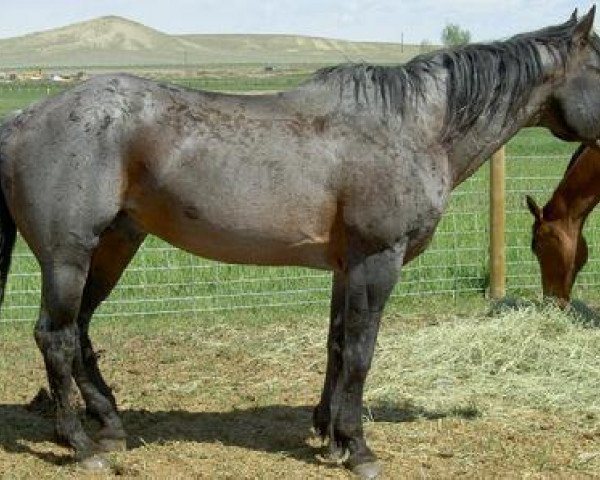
[124,190,338,270]
[144,221,332,269]
[161,223,332,268]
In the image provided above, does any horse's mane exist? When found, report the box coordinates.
[309,16,581,142]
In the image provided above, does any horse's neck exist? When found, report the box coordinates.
[443,41,571,190]
[445,81,554,189]
[293,56,555,190]
[546,148,600,222]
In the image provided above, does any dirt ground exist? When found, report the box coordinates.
[2,310,600,479]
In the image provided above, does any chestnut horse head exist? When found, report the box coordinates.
[527,194,588,306]
[526,145,600,305]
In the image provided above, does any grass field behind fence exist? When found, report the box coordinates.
[0,72,596,322]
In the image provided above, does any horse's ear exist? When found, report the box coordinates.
[526,195,543,221]
[573,5,596,44]
[571,8,578,22]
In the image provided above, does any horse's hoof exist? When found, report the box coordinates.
[78,454,111,471]
[97,436,127,452]
[351,461,381,479]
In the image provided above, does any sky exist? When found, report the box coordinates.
[0,1,596,43]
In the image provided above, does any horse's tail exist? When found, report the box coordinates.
[0,125,17,311]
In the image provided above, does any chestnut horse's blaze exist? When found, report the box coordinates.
[1,9,600,478]
[527,145,600,306]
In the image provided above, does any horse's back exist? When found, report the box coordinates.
[0,74,343,269]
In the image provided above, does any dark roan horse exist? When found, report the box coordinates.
[2,9,600,478]
[527,144,600,307]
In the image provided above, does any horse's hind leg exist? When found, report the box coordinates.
[74,214,146,449]
[34,252,108,468]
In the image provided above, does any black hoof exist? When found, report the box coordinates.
[317,447,380,478]
[345,444,379,479]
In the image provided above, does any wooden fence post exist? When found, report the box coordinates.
[489,147,506,299]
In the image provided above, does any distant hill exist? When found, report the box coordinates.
[0,16,429,68]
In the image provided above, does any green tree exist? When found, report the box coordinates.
[441,23,471,47]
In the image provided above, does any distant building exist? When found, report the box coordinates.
[51,74,72,83]
[23,68,44,81]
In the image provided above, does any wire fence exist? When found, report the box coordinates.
[1,142,591,323]
[0,81,598,323]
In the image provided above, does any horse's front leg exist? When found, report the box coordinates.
[318,241,405,478]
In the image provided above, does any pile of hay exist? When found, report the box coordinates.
[368,300,600,417]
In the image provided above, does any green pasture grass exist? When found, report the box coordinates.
[0,83,64,118]
[168,71,312,93]
[0,75,598,324]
